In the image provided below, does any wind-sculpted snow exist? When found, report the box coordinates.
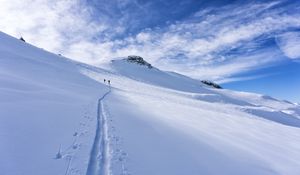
[1,31,300,175]
[242,107,300,128]
[192,93,255,106]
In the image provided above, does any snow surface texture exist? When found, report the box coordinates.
[1,31,300,175]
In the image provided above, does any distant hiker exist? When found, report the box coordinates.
[104,79,106,83]
[20,37,25,42]
[108,80,110,85]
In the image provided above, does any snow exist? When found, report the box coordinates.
[1,31,300,175]
[0,32,108,175]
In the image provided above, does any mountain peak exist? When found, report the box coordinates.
[125,55,153,69]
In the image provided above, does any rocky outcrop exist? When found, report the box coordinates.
[126,55,152,69]
[201,80,222,89]
[20,37,26,42]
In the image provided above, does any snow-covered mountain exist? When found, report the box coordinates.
[1,31,300,175]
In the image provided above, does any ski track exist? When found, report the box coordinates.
[86,87,111,175]
[64,156,72,175]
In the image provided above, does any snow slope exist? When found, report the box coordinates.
[0,32,109,175]
[1,31,300,175]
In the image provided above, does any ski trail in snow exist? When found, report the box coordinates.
[86,88,111,175]
[64,156,72,175]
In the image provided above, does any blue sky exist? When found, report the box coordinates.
[0,0,300,102]
[223,59,300,103]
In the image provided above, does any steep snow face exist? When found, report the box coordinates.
[1,31,300,175]
[0,32,109,175]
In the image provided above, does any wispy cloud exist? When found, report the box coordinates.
[215,73,277,84]
[276,31,300,59]
[0,0,299,82]
[0,0,107,50]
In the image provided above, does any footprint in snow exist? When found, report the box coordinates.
[72,144,78,150]
[55,152,62,159]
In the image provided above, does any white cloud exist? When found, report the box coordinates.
[215,73,277,84]
[155,48,282,81]
[0,0,107,52]
[276,31,300,59]
[0,0,299,82]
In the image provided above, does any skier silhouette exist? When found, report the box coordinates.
[104,79,106,83]
[108,80,110,85]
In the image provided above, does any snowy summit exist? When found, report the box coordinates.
[125,55,153,69]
